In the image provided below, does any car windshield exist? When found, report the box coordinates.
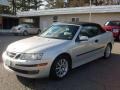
[105,21,120,26]
[39,25,79,40]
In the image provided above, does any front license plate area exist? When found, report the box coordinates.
[5,60,15,67]
[5,60,11,66]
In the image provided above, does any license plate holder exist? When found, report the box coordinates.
[5,60,11,66]
[5,60,15,67]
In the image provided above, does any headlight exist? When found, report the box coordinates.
[113,29,119,33]
[20,53,43,60]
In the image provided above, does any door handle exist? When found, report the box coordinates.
[95,39,99,43]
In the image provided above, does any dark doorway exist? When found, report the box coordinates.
[2,17,19,29]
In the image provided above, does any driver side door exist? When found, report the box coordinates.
[72,25,102,68]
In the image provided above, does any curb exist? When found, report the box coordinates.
[0,30,13,35]
[0,32,13,36]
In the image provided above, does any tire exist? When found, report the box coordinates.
[104,44,112,59]
[118,35,120,41]
[23,31,29,36]
[50,56,70,79]
[37,30,41,34]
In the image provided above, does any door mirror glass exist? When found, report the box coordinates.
[79,36,89,41]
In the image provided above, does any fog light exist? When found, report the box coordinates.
[37,63,48,67]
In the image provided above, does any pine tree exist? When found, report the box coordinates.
[0,0,43,14]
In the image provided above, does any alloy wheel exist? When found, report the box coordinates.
[23,31,28,36]
[50,56,70,79]
[55,59,69,78]
[104,45,111,58]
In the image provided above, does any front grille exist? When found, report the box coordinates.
[9,66,39,74]
[16,64,37,67]
[7,52,16,58]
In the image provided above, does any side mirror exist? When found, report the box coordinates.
[79,36,89,41]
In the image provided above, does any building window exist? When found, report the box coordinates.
[53,16,58,22]
[76,18,79,22]
[72,18,76,22]
[72,18,79,22]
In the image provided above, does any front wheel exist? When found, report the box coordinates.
[104,44,112,59]
[50,56,70,79]
[23,31,29,36]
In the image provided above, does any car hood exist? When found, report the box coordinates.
[7,36,70,53]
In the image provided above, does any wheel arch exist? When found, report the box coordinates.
[50,53,72,72]
[23,30,29,35]
[104,42,112,59]
[107,42,112,49]
[49,52,72,79]
[54,53,72,69]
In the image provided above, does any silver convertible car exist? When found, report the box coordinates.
[2,22,114,79]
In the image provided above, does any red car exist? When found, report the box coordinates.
[104,21,120,41]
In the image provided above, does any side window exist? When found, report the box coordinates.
[76,18,79,22]
[72,18,76,22]
[27,25,30,28]
[24,25,29,28]
[26,25,33,28]
[29,25,34,28]
[80,25,101,38]
[72,18,79,22]
[115,22,120,26]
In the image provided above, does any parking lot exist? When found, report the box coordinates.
[0,35,120,90]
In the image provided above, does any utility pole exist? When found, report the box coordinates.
[89,0,92,22]
[12,0,16,15]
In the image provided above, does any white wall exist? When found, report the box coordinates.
[39,12,120,30]
[39,16,53,30]
[91,13,120,25]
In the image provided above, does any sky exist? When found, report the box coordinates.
[40,0,48,9]
[0,0,9,6]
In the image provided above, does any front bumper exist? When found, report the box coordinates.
[2,52,52,78]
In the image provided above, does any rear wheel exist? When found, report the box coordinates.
[50,56,70,79]
[104,44,112,59]
[118,34,120,41]
[23,31,29,36]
